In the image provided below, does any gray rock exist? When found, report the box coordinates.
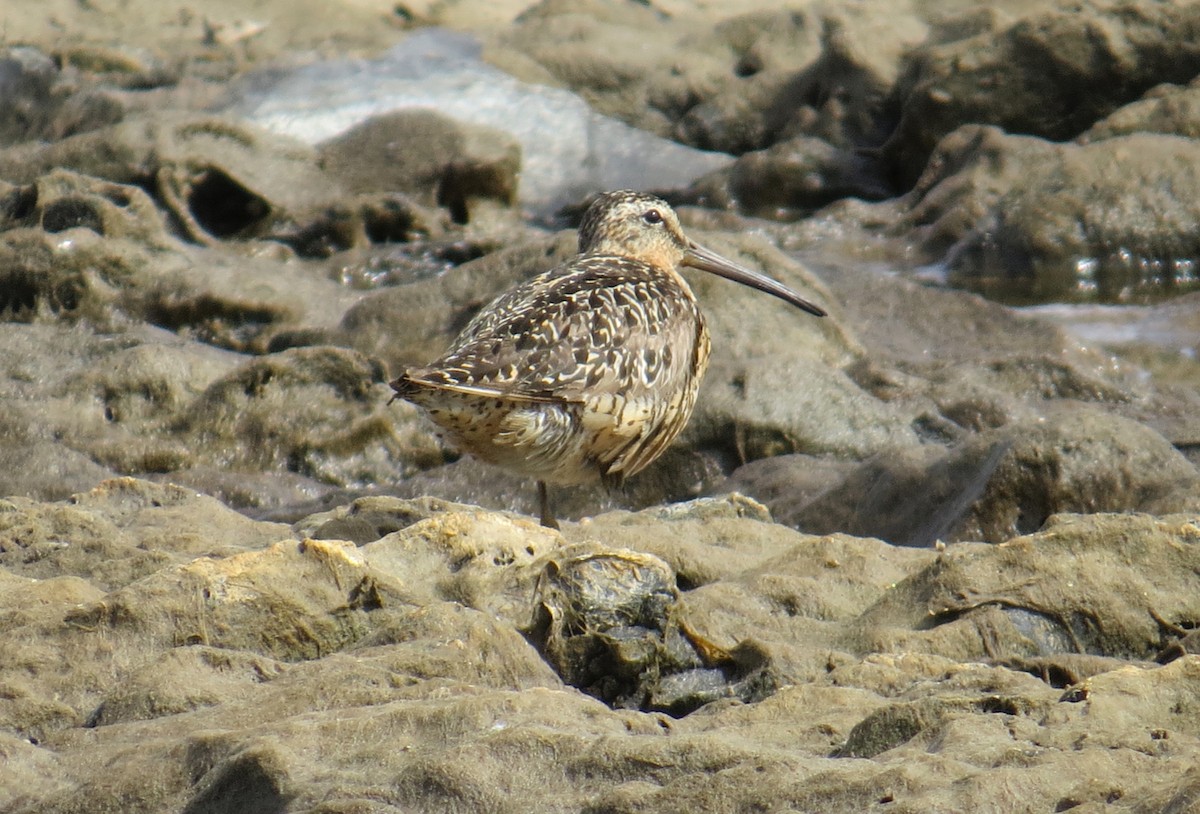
[224,28,734,214]
[674,7,925,154]
[317,109,520,218]
[895,126,1200,303]
[0,46,61,146]
[1081,77,1200,142]
[887,0,1200,184]
[684,135,894,218]
[737,405,1200,545]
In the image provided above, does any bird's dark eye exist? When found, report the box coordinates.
[642,209,663,225]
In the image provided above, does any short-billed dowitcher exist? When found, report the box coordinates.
[390,190,826,528]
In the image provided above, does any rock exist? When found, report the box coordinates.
[0,112,452,257]
[2,480,1199,812]
[0,46,63,146]
[734,405,1200,545]
[690,354,920,462]
[292,494,462,543]
[0,114,338,245]
[0,321,412,507]
[174,345,413,488]
[8,169,178,246]
[4,0,1200,809]
[380,448,727,527]
[529,544,773,714]
[0,45,129,145]
[498,0,717,138]
[941,130,1200,303]
[86,646,288,726]
[226,28,733,215]
[1081,77,1200,142]
[62,537,392,661]
[0,198,368,349]
[684,135,893,219]
[340,230,579,371]
[55,43,179,89]
[675,4,926,154]
[501,2,923,159]
[955,407,1200,540]
[887,0,1200,184]
[318,109,520,223]
[851,513,1200,661]
[0,478,291,589]
[882,125,1200,302]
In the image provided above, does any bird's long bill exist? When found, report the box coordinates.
[684,241,827,317]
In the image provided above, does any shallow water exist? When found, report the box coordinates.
[1019,302,1199,358]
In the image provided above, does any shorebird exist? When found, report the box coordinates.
[390,190,826,528]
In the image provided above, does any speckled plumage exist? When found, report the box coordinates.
[391,190,825,527]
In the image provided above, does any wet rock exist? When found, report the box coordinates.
[0,225,180,326]
[226,28,732,214]
[381,448,726,526]
[0,46,63,145]
[0,110,470,255]
[340,230,576,371]
[55,43,179,89]
[5,1,1200,809]
[3,168,177,246]
[174,345,412,488]
[0,203,366,351]
[87,646,288,726]
[837,695,984,758]
[894,126,1200,302]
[0,321,414,507]
[955,406,1200,540]
[734,405,1200,545]
[852,513,1200,661]
[810,247,1200,450]
[318,109,519,226]
[1000,653,1145,687]
[528,544,774,715]
[2,482,1199,813]
[1081,77,1200,142]
[690,354,919,463]
[501,2,922,159]
[321,236,496,292]
[0,478,291,589]
[0,45,129,146]
[675,6,925,155]
[358,505,564,627]
[62,537,392,661]
[887,0,1200,185]
[729,444,1001,547]
[0,114,338,246]
[292,494,463,544]
[684,135,893,219]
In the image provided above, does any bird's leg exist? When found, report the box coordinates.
[537,481,560,530]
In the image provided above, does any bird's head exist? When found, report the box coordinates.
[577,190,826,317]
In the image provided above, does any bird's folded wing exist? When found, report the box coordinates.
[397,372,575,405]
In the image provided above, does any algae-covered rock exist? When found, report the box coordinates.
[2,484,1199,813]
[887,1,1200,184]
[529,544,775,715]
[852,513,1200,662]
